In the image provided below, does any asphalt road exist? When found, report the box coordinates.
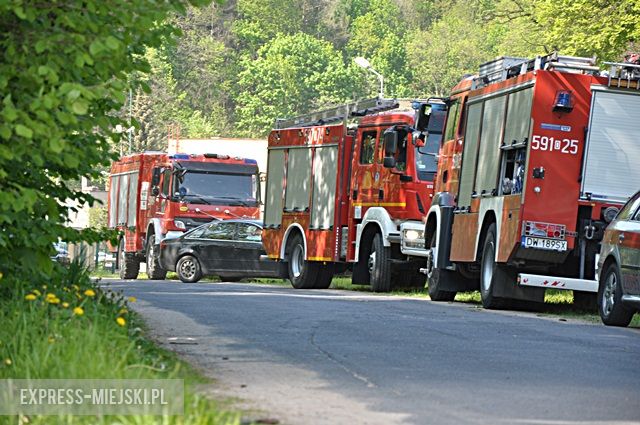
[107,279,640,425]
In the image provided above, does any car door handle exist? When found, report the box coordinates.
[618,233,625,243]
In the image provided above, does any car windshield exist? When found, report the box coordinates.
[176,171,258,205]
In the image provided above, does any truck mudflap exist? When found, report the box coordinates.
[518,273,598,292]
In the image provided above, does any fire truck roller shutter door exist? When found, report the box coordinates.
[311,146,338,230]
[108,175,120,228]
[265,150,286,228]
[581,89,640,203]
[284,148,313,212]
[127,172,139,227]
[117,173,129,226]
[474,95,507,197]
[458,103,483,208]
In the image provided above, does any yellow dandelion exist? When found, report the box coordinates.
[127,296,137,303]
[116,317,126,327]
[47,297,60,304]
[4,358,11,366]
[25,294,37,301]
[45,293,56,299]
[72,307,84,316]
[62,302,69,308]
[84,289,96,297]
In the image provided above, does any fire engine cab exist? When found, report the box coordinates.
[412,53,640,308]
[108,152,260,280]
[261,97,446,291]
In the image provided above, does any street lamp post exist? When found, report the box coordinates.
[354,56,384,98]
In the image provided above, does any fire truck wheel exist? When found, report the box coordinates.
[479,223,511,310]
[146,235,167,280]
[369,233,392,293]
[598,262,634,327]
[118,239,140,280]
[287,234,319,289]
[426,236,456,301]
[176,255,202,283]
[314,264,335,289]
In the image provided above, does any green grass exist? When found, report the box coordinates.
[250,276,640,328]
[0,261,242,424]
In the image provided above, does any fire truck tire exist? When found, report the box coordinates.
[176,255,203,283]
[598,262,634,327]
[287,234,319,289]
[426,235,457,301]
[369,233,392,293]
[118,239,140,280]
[146,235,167,280]
[314,264,335,289]
[480,223,512,310]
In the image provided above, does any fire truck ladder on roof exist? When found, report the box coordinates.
[274,97,400,130]
[473,52,600,89]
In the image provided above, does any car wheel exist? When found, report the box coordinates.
[176,255,202,283]
[369,233,391,293]
[287,233,318,289]
[426,234,456,301]
[598,262,634,327]
[118,238,140,280]
[146,234,167,280]
[480,223,513,310]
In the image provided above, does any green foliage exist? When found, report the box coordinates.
[236,33,364,136]
[126,0,640,141]
[0,0,209,279]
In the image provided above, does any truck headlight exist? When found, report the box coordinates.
[174,220,186,230]
[402,229,425,249]
[405,230,421,241]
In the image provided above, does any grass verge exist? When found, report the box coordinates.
[252,276,640,328]
[0,261,241,424]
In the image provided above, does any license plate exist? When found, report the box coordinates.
[522,237,567,251]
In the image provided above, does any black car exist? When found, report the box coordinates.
[159,219,280,283]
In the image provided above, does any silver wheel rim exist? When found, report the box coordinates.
[425,247,435,279]
[179,258,197,280]
[481,242,494,293]
[147,241,155,273]
[291,244,304,278]
[368,243,377,275]
[602,271,617,317]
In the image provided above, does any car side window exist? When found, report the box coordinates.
[186,226,207,239]
[236,223,262,242]
[202,222,236,240]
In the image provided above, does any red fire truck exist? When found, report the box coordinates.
[108,152,260,280]
[261,97,446,291]
[409,53,640,308]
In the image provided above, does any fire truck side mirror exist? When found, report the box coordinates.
[383,131,398,156]
[151,186,160,197]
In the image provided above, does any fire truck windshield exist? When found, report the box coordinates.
[415,132,439,181]
[174,171,258,206]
